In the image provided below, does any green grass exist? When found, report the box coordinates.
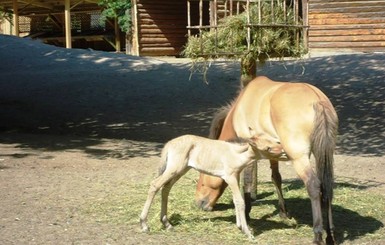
[84,171,385,244]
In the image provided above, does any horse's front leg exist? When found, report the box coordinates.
[242,163,257,221]
[292,157,324,244]
[270,160,290,218]
[226,175,254,240]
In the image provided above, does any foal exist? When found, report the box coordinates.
[139,134,284,239]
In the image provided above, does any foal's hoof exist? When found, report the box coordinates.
[165,224,174,231]
[141,226,150,233]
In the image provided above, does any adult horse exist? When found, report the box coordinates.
[195,76,338,244]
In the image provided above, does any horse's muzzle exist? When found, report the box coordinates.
[195,197,213,211]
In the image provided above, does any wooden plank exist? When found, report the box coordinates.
[311,0,385,2]
[139,37,186,44]
[139,47,180,56]
[310,1,385,9]
[309,35,385,42]
[138,13,186,20]
[140,28,187,34]
[309,6,385,14]
[309,41,385,48]
[310,24,385,30]
[140,33,188,39]
[310,28,385,36]
[309,17,385,25]
[309,12,385,20]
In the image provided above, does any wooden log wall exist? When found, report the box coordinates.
[308,0,385,52]
[133,0,188,56]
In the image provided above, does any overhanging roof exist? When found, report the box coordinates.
[0,0,101,16]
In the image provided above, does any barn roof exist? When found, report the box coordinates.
[0,0,100,15]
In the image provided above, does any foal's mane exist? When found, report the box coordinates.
[226,137,252,145]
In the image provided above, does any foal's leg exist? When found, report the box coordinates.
[292,156,324,244]
[160,169,189,230]
[140,163,186,232]
[270,160,290,218]
[140,175,169,232]
[225,175,254,240]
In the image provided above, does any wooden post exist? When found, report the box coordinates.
[12,0,19,36]
[302,0,309,51]
[187,0,191,36]
[240,57,256,88]
[131,0,139,55]
[64,0,72,48]
[114,17,121,52]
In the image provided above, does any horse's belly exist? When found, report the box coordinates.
[232,79,282,140]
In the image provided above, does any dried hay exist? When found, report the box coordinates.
[183,0,306,73]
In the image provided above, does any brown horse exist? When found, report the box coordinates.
[195,76,338,244]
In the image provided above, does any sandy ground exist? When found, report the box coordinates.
[0,34,384,244]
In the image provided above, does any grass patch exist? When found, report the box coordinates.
[83,172,385,244]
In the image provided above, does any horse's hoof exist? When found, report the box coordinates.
[312,238,325,245]
[326,235,336,245]
[279,211,291,219]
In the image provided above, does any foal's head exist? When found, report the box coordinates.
[249,134,287,159]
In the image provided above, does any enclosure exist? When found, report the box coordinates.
[0,35,384,244]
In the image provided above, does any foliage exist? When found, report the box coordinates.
[0,7,12,22]
[182,0,306,79]
[98,0,131,33]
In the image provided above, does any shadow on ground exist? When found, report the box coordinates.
[0,36,384,158]
[207,179,384,244]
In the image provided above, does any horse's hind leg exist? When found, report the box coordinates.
[325,199,335,245]
[160,169,189,230]
[292,156,324,244]
[270,160,290,218]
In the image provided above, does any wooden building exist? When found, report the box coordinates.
[131,0,190,56]
[1,0,385,55]
[308,0,385,52]
[131,0,385,56]
[0,0,122,51]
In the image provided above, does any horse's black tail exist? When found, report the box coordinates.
[311,101,339,205]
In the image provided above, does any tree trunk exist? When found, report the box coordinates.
[240,58,257,88]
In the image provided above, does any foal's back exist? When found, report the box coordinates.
[164,135,251,174]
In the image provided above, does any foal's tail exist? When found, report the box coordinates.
[311,101,339,205]
[158,143,170,176]
[208,104,232,139]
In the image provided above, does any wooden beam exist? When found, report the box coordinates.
[64,0,72,48]
[12,0,19,36]
[19,0,54,10]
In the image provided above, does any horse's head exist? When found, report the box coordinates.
[195,173,227,211]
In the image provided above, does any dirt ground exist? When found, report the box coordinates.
[0,35,384,244]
